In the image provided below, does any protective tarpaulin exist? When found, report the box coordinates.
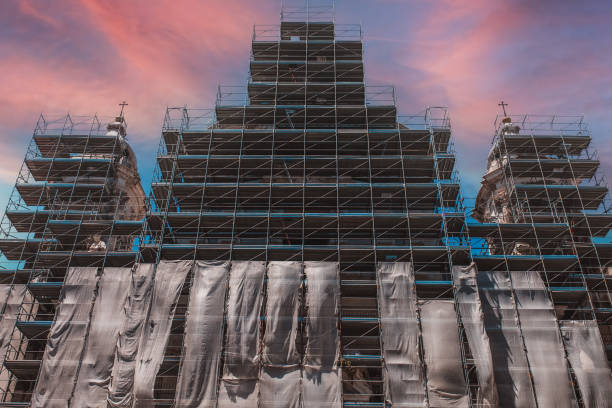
[31,267,98,408]
[419,300,468,408]
[559,320,612,407]
[0,284,11,315]
[0,284,26,366]
[376,262,426,407]
[107,263,154,407]
[451,265,498,407]
[260,366,301,408]
[477,271,536,408]
[133,260,191,408]
[262,261,302,365]
[71,267,131,407]
[218,261,265,408]
[175,261,229,408]
[260,261,302,408]
[302,262,341,408]
[302,367,341,407]
[510,271,573,408]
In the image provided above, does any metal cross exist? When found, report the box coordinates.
[119,101,128,117]
[498,100,508,116]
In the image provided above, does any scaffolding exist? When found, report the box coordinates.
[0,1,609,406]
[139,3,470,405]
[470,113,612,405]
[0,113,146,402]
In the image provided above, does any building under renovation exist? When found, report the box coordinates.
[0,112,147,404]
[0,1,610,407]
[470,113,612,406]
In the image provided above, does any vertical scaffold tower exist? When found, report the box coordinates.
[142,0,471,404]
[471,112,612,406]
[0,112,146,402]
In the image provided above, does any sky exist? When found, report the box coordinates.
[1,0,611,214]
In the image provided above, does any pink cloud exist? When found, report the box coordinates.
[0,0,610,193]
[77,0,263,90]
[361,0,612,193]
[398,0,611,139]
[0,0,277,182]
[18,0,62,30]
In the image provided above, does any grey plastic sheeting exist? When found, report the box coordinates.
[377,262,426,407]
[559,320,612,407]
[260,261,302,408]
[302,262,341,407]
[260,367,301,408]
[31,267,99,408]
[0,284,26,367]
[419,300,468,408]
[175,261,230,408]
[133,260,191,408]
[71,268,131,407]
[218,261,265,408]
[107,263,154,407]
[262,261,302,366]
[451,265,498,407]
[0,284,12,366]
[477,271,536,408]
[510,271,574,408]
[0,285,11,315]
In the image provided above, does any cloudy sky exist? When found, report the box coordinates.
[1,0,611,213]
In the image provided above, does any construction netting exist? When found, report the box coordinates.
[458,264,612,407]
[377,262,426,407]
[0,285,10,315]
[0,284,26,369]
[72,267,131,407]
[302,261,341,407]
[261,261,302,408]
[108,263,155,407]
[217,261,265,407]
[20,260,612,407]
[452,264,498,407]
[509,271,574,407]
[559,320,612,407]
[176,261,229,408]
[25,260,342,406]
[477,270,537,407]
[419,300,469,407]
[133,260,191,407]
[32,267,99,408]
